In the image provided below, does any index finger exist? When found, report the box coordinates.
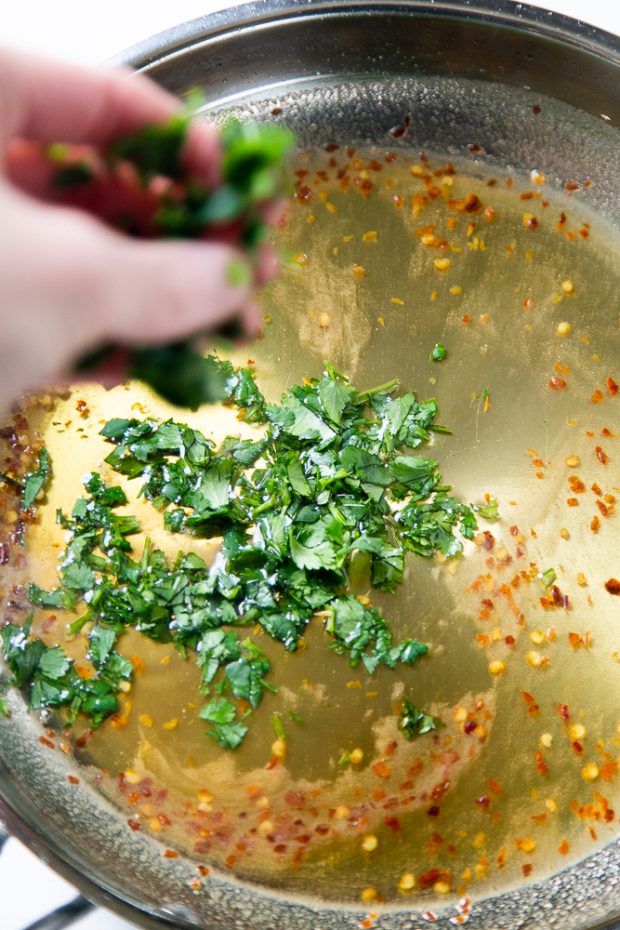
[0,47,220,182]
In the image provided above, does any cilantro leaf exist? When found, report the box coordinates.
[200,696,237,725]
[22,447,51,510]
[399,698,442,739]
[209,720,249,749]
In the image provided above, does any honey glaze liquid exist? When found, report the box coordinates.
[1,145,619,907]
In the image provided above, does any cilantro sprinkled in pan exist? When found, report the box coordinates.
[21,447,51,511]
[398,698,442,740]
[3,359,481,748]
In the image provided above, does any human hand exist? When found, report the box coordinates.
[0,47,275,408]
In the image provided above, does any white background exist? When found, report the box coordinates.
[2,1,620,929]
[3,0,620,63]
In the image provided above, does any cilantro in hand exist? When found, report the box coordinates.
[63,111,294,409]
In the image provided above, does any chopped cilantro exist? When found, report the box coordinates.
[1,617,124,728]
[540,567,557,588]
[272,712,286,741]
[22,447,51,510]
[399,698,442,740]
[474,496,500,521]
[430,343,447,362]
[5,360,480,749]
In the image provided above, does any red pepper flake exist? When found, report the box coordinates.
[294,185,314,203]
[535,751,549,776]
[599,761,619,781]
[67,774,80,785]
[532,104,542,114]
[566,497,579,507]
[488,778,503,795]
[604,578,620,595]
[427,805,441,817]
[550,585,569,608]
[197,865,209,876]
[372,761,392,779]
[163,849,179,859]
[595,446,609,464]
[461,314,471,326]
[464,719,477,734]
[384,816,401,832]
[431,781,450,801]
[572,741,584,755]
[522,864,533,877]
[128,819,142,832]
[606,377,618,396]
[558,839,570,855]
[389,114,412,139]
[548,376,567,391]
[558,703,571,720]
[568,631,592,649]
[596,500,610,517]
[591,516,601,533]
[284,790,306,808]
[418,867,451,889]
[591,389,604,404]
[476,795,491,810]
[38,736,54,750]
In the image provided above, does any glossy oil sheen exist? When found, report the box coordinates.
[8,147,620,906]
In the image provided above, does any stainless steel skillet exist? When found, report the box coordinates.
[1,2,620,929]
